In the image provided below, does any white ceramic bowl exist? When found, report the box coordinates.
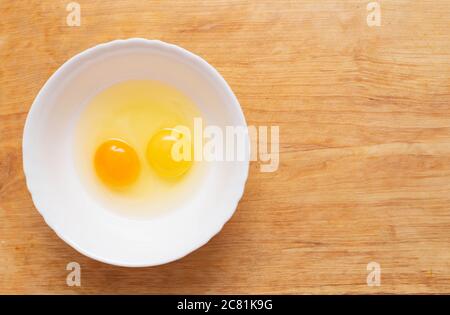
[23,38,249,267]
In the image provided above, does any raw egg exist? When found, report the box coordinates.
[75,80,205,218]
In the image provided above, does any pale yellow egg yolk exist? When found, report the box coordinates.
[146,128,193,179]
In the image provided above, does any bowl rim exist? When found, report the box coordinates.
[22,38,249,267]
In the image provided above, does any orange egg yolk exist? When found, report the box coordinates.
[94,139,140,188]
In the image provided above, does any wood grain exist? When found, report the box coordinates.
[1,0,450,294]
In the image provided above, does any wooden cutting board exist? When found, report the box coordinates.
[1,0,449,294]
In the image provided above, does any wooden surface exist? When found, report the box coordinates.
[1,0,450,294]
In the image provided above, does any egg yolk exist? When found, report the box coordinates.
[94,139,140,188]
[146,128,193,179]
